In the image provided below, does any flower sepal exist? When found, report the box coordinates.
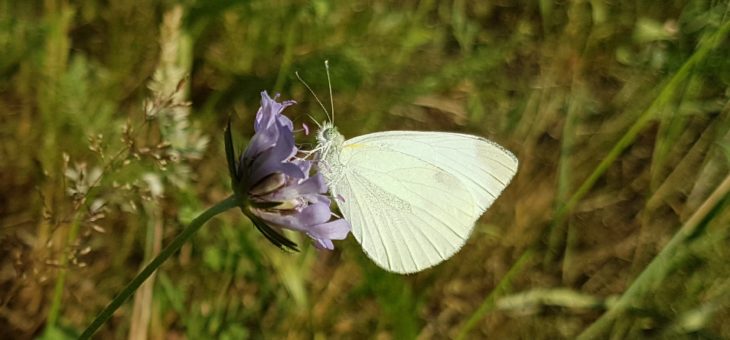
[226,119,299,252]
[224,120,242,196]
[242,206,299,251]
[249,200,285,210]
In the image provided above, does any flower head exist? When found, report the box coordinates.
[226,91,350,250]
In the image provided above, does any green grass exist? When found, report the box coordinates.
[1,0,729,339]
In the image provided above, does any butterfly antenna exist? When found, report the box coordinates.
[295,71,331,122]
[307,113,322,129]
[325,60,335,124]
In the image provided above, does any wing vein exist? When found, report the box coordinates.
[349,173,389,268]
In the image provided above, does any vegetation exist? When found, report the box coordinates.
[1,0,729,338]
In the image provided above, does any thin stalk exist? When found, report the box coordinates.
[576,174,730,339]
[554,19,730,225]
[273,17,297,94]
[545,85,580,267]
[78,195,240,340]
[45,210,83,327]
[46,118,148,331]
[40,1,74,329]
[456,248,535,339]
[128,202,163,340]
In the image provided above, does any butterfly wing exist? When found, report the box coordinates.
[330,131,518,273]
[331,142,477,273]
[348,131,519,215]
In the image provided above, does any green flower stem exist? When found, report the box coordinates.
[79,194,240,339]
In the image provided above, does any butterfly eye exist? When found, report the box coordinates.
[326,126,339,139]
[317,125,336,143]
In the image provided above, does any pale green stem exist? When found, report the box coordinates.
[576,174,730,339]
[455,18,729,339]
[78,195,239,339]
[273,18,297,94]
[568,19,730,339]
[46,210,83,327]
[456,248,535,339]
[554,18,730,225]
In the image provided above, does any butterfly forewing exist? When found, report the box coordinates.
[346,132,518,214]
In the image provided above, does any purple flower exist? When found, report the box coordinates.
[225,91,350,250]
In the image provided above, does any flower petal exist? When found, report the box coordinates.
[291,158,311,175]
[308,219,351,240]
[268,173,328,202]
[255,91,295,132]
[247,125,302,186]
[312,238,334,250]
[242,121,279,161]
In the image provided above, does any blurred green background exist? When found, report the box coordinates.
[1,0,730,339]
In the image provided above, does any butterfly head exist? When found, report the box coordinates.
[316,121,344,146]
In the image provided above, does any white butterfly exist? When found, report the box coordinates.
[302,64,518,274]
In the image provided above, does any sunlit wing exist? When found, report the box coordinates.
[345,131,518,215]
[332,144,477,273]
